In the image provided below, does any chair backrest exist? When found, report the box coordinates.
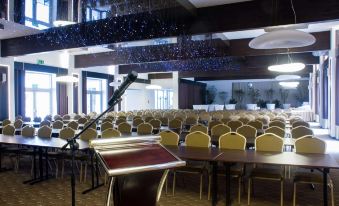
[149,119,161,129]
[102,118,113,124]
[62,114,71,120]
[236,125,257,139]
[40,120,51,127]
[101,122,113,131]
[84,121,97,130]
[14,119,23,129]
[211,124,231,139]
[59,127,76,140]
[265,126,286,138]
[67,121,79,130]
[199,112,211,122]
[115,118,127,126]
[159,117,169,126]
[52,120,64,129]
[80,128,98,141]
[290,116,303,124]
[292,121,310,128]
[21,125,35,137]
[77,117,88,124]
[269,120,285,129]
[133,116,142,120]
[2,125,15,136]
[238,117,250,125]
[247,120,263,130]
[185,116,198,126]
[2,119,11,126]
[132,118,144,127]
[255,133,284,152]
[54,116,63,121]
[74,114,81,120]
[144,116,154,122]
[101,128,121,138]
[137,123,153,135]
[291,126,313,139]
[168,119,182,129]
[227,120,243,132]
[190,124,208,134]
[185,131,210,148]
[295,136,326,154]
[221,118,231,124]
[44,115,52,121]
[118,122,132,134]
[37,125,52,138]
[159,130,179,146]
[208,120,223,131]
[219,132,246,150]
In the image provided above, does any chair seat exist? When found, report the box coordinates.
[250,168,283,180]
[294,172,323,184]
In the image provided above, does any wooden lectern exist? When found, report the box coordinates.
[91,136,185,206]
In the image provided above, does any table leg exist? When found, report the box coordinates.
[323,168,329,206]
[225,163,231,206]
[106,177,115,206]
[0,144,11,172]
[45,148,49,179]
[83,151,104,194]
[211,161,218,206]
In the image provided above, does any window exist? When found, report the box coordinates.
[85,6,109,22]
[25,0,52,30]
[25,71,57,119]
[155,89,173,109]
[86,78,107,113]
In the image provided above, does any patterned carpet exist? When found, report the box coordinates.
[0,155,338,206]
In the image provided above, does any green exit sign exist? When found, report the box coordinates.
[37,59,44,65]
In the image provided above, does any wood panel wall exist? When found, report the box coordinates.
[178,79,206,109]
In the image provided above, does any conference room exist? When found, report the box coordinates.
[1,0,339,206]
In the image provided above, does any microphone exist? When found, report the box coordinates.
[108,71,138,106]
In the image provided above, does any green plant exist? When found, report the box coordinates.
[248,88,261,103]
[256,99,267,108]
[206,86,217,104]
[229,98,237,104]
[279,89,289,104]
[272,99,281,108]
[295,84,308,106]
[234,89,245,105]
[218,91,228,104]
[265,88,274,102]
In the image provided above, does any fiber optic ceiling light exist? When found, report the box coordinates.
[275,75,301,81]
[249,29,316,49]
[268,63,305,73]
[56,75,78,83]
[279,81,299,88]
[146,85,162,90]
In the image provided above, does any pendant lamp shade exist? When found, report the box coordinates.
[275,75,301,81]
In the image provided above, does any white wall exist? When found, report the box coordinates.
[14,51,70,68]
[0,57,15,120]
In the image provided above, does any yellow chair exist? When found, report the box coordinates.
[291,126,313,139]
[159,117,169,126]
[132,118,144,127]
[62,114,71,121]
[247,120,263,131]
[102,118,113,124]
[227,120,243,132]
[236,125,257,139]
[174,131,210,199]
[221,118,231,124]
[137,123,153,135]
[83,121,96,130]
[208,132,246,203]
[208,120,222,132]
[185,116,198,126]
[2,119,11,126]
[238,117,250,125]
[190,124,208,134]
[40,120,51,127]
[67,121,79,130]
[115,118,126,126]
[59,127,76,140]
[2,125,15,136]
[37,126,52,138]
[77,117,88,124]
[269,120,286,129]
[292,121,310,128]
[54,115,63,121]
[199,113,211,123]
[159,130,179,146]
[248,133,284,206]
[293,136,334,206]
[73,114,81,120]
[211,124,231,142]
[52,120,64,129]
[79,128,98,141]
[101,122,113,132]
[144,116,154,122]
[101,128,121,138]
[149,119,161,130]
[117,122,132,135]
[14,119,23,129]
[265,126,286,138]
[21,126,35,137]
[133,115,142,120]
[168,119,182,134]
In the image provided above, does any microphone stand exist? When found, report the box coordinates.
[62,97,122,206]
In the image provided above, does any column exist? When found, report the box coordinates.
[329,28,337,138]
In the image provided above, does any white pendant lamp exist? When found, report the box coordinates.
[275,75,301,81]
[56,75,78,83]
[268,62,305,72]
[146,84,162,90]
[279,81,299,88]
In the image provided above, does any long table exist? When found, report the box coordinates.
[165,145,339,206]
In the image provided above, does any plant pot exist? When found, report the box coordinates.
[225,104,236,110]
[266,103,276,110]
[283,104,291,109]
[246,104,257,111]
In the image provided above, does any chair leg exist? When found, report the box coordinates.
[208,175,211,201]
[84,163,87,183]
[79,162,83,183]
[330,184,334,206]
[238,177,241,204]
[293,182,296,206]
[248,178,251,205]
[165,176,168,195]
[61,160,65,179]
[172,172,176,196]
[199,174,203,200]
[280,180,284,206]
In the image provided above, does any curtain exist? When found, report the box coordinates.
[322,62,328,119]
[179,79,206,109]
[336,57,339,125]
[14,64,25,117]
[82,71,87,114]
[57,82,68,116]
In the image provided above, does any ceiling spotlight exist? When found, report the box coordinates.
[275,75,301,81]
[268,63,305,73]
[279,81,299,88]
[0,23,4,30]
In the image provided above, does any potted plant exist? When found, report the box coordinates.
[226,98,237,110]
[279,89,290,109]
[272,99,281,109]
[247,88,260,110]
[256,99,267,109]
[265,88,276,110]
[233,89,245,109]
[295,84,309,107]
[206,86,217,104]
